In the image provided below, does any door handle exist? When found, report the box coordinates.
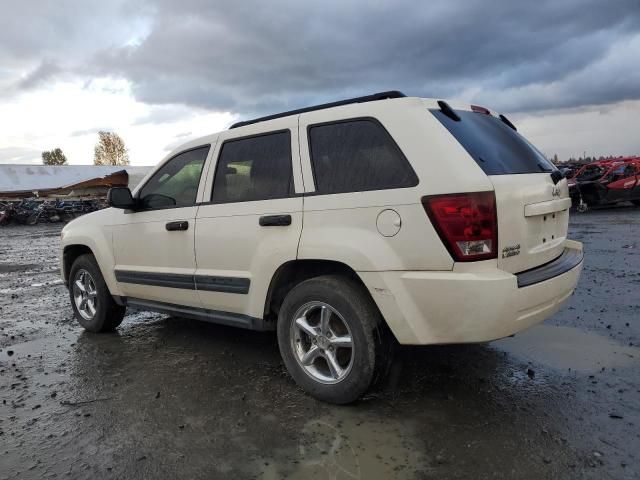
[166,220,189,231]
[259,215,292,227]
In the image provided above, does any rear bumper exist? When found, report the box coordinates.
[360,240,583,345]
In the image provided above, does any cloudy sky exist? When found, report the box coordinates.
[1,0,639,166]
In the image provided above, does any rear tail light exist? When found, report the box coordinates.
[422,192,498,262]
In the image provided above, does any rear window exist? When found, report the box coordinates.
[431,109,556,175]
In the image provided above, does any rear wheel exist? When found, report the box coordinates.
[69,254,125,332]
[277,275,392,404]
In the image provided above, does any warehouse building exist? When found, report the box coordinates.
[0,165,151,200]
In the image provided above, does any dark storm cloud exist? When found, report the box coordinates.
[2,0,640,115]
[86,0,640,115]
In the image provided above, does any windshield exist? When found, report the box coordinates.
[577,165,605,181]
[430,109,556,175]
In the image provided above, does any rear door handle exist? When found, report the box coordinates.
[259,215,292,227]
[166,221,189,231]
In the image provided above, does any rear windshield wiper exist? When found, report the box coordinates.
[437,100,461,121]
[499,114,517,131]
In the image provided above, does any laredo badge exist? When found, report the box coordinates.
[502,244,521,258]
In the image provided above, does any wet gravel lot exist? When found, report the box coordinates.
[1,207,639,479]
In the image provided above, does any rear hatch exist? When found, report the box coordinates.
[431,106,570,274]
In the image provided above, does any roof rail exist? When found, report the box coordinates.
[229,90,406,129]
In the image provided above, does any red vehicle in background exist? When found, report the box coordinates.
[568,157,640,211]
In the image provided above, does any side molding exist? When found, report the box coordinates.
[114,270,250,294]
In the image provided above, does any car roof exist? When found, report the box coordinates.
[166,93,487,160]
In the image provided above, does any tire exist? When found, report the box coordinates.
[69,254,125,332]
[277,275,392,404]
[632,200,640,207]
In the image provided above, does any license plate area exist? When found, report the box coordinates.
[527,209,568,254]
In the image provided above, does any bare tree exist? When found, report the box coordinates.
[42,148,68,165]
[94,131,130,166]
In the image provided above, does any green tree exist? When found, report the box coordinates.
[42,148,68,165]
[94,131,130,166]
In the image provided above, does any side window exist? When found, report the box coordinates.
[211,131,292,203]
[138,146,209,209]
[308,119,418,195]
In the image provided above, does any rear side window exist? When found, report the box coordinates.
[308,119,418,194]
[211,131,293,203]
[431,109,556,175]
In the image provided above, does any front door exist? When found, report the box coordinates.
[112,145,212,308]
[194,117,304,324]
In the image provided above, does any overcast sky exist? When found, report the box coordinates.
[1,0,639,166]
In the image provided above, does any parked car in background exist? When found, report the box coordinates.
[60,92,584,403]
[568,157,640,211]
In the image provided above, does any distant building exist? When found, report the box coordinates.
[0,164,152,200]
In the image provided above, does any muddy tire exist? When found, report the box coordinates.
[69,254,125,332]
[277,275,392,404]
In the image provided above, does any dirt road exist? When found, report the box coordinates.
[1,207,639,479]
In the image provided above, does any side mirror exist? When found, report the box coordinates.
[107,187,136,209]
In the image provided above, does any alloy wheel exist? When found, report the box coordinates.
[290,301,354,384]
[72,269,98,321]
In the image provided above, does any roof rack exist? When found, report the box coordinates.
[229,91,406,129]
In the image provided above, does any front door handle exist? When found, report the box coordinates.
[259,215,292,227]
[166,220,189,231]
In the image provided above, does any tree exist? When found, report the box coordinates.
[42,148,68,165]
[94,131,130,166]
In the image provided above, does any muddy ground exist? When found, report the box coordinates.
[1,207,639,480]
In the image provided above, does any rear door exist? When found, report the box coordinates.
[194,116,304,321]
[432,108,569,273]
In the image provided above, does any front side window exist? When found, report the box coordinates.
[308,119,418,195]
[211,131,292,203]
[138,146,209,209]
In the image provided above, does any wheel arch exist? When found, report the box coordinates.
[263,259,376,322]
[62,244,94,285]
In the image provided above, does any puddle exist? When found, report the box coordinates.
[1,335,76,359]
[0,263,38,273]
[259,411,428,479]
[30,279,63,287]
[0,278,64,294]
[493,324,638,373]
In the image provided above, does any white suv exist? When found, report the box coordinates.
[60,91,583,404]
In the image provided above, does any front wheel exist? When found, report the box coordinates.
[69,254,125,332]
[277,275,392,404]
